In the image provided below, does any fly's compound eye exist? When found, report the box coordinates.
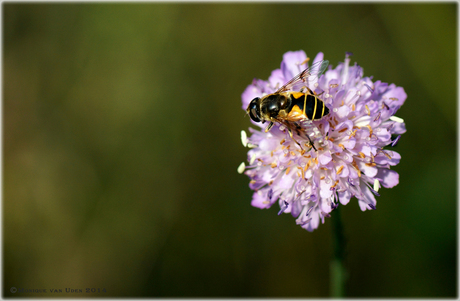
[248,97,261,123]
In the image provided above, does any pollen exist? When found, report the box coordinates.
[349,129,358,139]
[237,162,246,174]
[373,179,381,192]
[383,151,392,159]
[352,161,361,177]
[300,57,310,65]
[285,167,291,175]
[365,124,373,137]
[365,104,370,115]
[271,162,277,168]
[358,152,365,158]
[390,116,404,123]
[331,180,339,188]
[336,165,344,175]
[241,130,248,147]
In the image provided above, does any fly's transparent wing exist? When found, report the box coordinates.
[276,60,329,93]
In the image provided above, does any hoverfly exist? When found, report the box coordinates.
[246,59,330,151]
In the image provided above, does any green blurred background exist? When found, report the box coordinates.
[3,3,457,298]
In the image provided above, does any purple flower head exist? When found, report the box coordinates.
[239,51,406,231]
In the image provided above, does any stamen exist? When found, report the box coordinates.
[250,154,257,165]
[365,105,370,115]
[349,129,358,139]
[391,135,401,147]
[390,116,404,123]
[268,189,273,200]
[321,211,331,218]
[364,83,374,93]
[237,162,246,174]
[373,179,380,192]
[373,112,381,122]
[365,124,373,137]
[368,184,380,196]
[351,161,361,177]
[241,130,248,147]
[336,165,344,175]
[380,150,392,159]
[278,200,289,215]
[348,178,355,187]
[300,218,312,226]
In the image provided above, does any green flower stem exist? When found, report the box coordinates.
[330,205,346,297]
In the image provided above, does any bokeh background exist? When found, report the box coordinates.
[3,3,457,298]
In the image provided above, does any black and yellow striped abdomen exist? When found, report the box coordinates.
[289,92,329,120]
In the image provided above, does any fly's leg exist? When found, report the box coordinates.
[285,126,304,150]
[293,122,317,152]
[305,134,317,151]
[284,123,317,152]
[264,121,275,133]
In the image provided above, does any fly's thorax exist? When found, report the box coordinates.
[260,93,292,120]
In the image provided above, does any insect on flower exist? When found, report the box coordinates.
[239,51,407,231]
[246,59,330,151]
